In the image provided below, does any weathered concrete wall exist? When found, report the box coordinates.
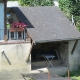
[7,8,19,23]
[10,12,19,22]
[0,42,31,73]
[69,40,80,71]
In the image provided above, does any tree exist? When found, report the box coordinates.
[8,0,18,1]
[59,0,80,30]
[18,0,54,6]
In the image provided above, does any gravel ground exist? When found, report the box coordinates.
[23,73,73,80]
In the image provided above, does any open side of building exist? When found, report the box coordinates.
[11,6,80,75]
[0,5,80,75]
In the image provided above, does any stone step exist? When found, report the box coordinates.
[0,70,24,80]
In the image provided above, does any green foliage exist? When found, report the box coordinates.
[8,0,18,1]
[59,0,68,13]
[74,16,80,31]
[18,0,54,6]
[28,78,34,80]
[59,0,80,30]
[62,67,80,80]
[59,0,80,16]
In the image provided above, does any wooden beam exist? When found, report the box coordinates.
[71,40,78,54]
[4,0,7,42]
[68,69,70,80]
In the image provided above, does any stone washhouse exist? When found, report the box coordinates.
[0,1,80,75]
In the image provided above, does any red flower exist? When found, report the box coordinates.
[11,22,27,29]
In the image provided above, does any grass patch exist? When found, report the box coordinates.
[28,78,34,80]
[62,67,80,80]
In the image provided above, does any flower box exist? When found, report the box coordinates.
[9,22,26,32]
[9,28,25,32]
[9,28,16,32]
[15,28,24,32]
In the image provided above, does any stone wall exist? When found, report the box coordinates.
[69,40,80,71]
[32,42,68,66]
[32,42,57,53]
[57,42,68,66]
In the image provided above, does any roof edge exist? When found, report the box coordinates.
[34,37,80,43]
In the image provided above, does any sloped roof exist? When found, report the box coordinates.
[12,6,80,43]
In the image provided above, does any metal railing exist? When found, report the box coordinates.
[7,29,26,40]
[0,28,4,40]
[0,29,26,40]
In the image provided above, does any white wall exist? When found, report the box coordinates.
[7,1,19,7]
[0,43,31,72]
[0,3,4,40]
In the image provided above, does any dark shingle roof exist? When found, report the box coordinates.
[12,6,80,43]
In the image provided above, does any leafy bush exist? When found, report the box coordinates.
[62,67,80,80]
[18,0,54,6]
[59,0,80,30]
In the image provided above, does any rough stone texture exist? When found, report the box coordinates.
[69,40,80,71]
[58,42,68,66]
[32,42,68,66]
[0,43,31,73]
[32,42,57,53]
[32,40,80,72]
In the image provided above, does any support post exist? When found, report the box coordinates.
[17,32,18,40]
[24,30,25,40]
[14,32,16,40]
[48,71,50,80]
[4,0,7,42]
[68,69,70,80]
[9,31,11,40]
